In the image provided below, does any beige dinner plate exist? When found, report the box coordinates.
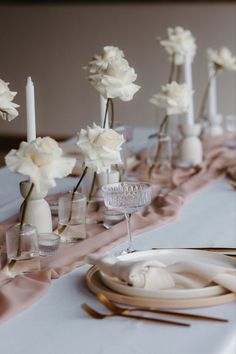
[86,266,236,309]
[98,249,235,300]
[86,249,236,308]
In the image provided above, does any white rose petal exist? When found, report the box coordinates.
[0,78,19,121]
[149,81,193,115]
[77,123,125,174]
[207,47,236,71]
[160,26,197,65]
[5,137,76,195]
[86,45,141,101]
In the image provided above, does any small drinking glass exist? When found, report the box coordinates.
[147,134,172,190]
[224,115,236,149]
[102,182,152,253]
[6,223,40,276]
[39,233,60,256]
[58,191,87,243]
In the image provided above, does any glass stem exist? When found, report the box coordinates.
[125,213,135,253]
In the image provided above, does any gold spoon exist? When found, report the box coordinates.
[81,303,190,327]
[97,293,228,323]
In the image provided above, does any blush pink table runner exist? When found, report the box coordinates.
[0,135,235,324]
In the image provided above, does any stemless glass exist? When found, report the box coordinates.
[6,223,40,276]
[147,134,172,190]
[102,182,152,253]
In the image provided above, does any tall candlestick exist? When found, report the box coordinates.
[26,77,36,142]
[100,95,109,128]
[184,55,194,125]
[208,62,217,119]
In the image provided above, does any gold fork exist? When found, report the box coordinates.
[97,293,228,323]
[81,303,190,327]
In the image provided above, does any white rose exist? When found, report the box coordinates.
[0,78,19,121]
[5,137,76,194]
[86,46,141,101]
[149,81,193,115]
[77,123,125,173]
[160,26,197,65]
[207,47,236,71]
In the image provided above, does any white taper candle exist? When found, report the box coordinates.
[26,77,36,142]
[208,62,217,119]
[100,95,109,128]
[184,55,194,125]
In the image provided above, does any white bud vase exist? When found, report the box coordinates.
[180,124,203,165]
[206,114,224,137]
[20,180,52,234]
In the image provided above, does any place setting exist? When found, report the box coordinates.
[0,24,236,333]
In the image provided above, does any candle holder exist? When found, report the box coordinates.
[20,180,52,234]
[179,124,203,165]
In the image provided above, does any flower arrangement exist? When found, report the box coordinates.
[0,78,19,121]
[85,45,141,128]
[159,26,197,82]
[5,137,76,195]
[198,47,236,119]
[57,123,125,233]
[5,137,76,268]
[149,82,193,177]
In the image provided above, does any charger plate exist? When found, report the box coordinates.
[99,249,236,299]
[86,249,236,309]
[86,266,236,309]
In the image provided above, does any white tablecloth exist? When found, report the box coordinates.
[0,128,236,354]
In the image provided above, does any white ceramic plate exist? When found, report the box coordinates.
[99,249,236,299]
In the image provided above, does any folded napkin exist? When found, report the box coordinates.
[87,255,236,293]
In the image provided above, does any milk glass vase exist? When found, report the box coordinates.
[20,180,52,234]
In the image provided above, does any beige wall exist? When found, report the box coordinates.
[0,3,235,138]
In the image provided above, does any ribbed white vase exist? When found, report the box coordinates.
[180,124,203,165]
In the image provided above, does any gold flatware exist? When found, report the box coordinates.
[97,293,228,323]
[152,247,236,256]
[81,303,190,327]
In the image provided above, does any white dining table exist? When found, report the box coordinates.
[0,128,236,354]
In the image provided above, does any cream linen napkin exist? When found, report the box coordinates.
[87,255,236,293]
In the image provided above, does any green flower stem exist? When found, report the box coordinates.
[198,67,219,120]
[8,182,34,271]
[176,65,182,83]
[148,115,169,179]
[103,98,110,128]
[102,98,114,129]
[57,166,88,234]
[109,98,114,129]
[88,171,97,201]
[168,56,176,83]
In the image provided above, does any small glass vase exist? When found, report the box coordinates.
[147,134,172,190]
[58,191,87,243]
[6,223,40,276]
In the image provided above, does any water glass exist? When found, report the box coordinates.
[224,115,236,149]
[39,233,60,256]
[58,191,87,243]
[6,223,40,276]
[147,135,172,189]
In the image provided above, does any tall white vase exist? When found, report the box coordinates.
[20,180,52,234]
[180,124,203,165]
